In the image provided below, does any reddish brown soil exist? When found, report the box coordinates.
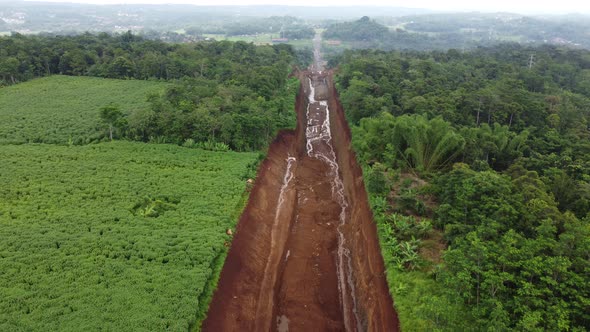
[273,155,346,331]
[202,70,399,331]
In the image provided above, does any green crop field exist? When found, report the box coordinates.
[202,33,312,48]
[203,33,274,44]
[0,76,167,145]
[0,142,257,331]
[286,38,313,49]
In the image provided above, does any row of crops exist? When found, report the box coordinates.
[0,76,168,145]
[0,141,256,330]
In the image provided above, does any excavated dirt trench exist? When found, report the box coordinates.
[202,70,399,331]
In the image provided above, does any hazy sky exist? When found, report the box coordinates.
[28,0,590,14]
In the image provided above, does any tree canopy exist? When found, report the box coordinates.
[336,43,590,330]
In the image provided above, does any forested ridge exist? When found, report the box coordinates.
[0,32,303,82]
[333,44,590,330]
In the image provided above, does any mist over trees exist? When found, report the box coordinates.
[323,14,590,51]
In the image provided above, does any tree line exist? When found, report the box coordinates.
[0,32,306,151]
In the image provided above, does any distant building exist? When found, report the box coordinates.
[550,37,569,45]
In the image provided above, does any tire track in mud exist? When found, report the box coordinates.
[202,49,398,331]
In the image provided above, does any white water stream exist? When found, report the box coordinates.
[255,155,296,331]
[305,77,361,332]
[254,71,361,331]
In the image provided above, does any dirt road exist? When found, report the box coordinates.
[202,37,398,332]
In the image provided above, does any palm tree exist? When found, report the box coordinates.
[395,114,465,173]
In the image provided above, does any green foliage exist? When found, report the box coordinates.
[99,103,126,141]
[365,163,390,196]
[370,177,433,270]
[0,142,257,331]
[339,45,590,215]
[195,140,231,152]
[323,16,477,52]
[460,123,529,170]
[342,44,590,330]
[434,165,590,330]
[545,168,590,218]
[368,178,474,330]
[0,34,299,151]
[0,33,298,84]
[396,115,465,173]
[396,187,428,216]
[137,76,298,151]
[183,138,196,148]
[442,218,590,330]
[131,196,179,218]
[385,270,475,331]
[354,113,465,173]
[375,212,425,271]
[434,165,522,240]
[0,76,167,145]
[283,26,315,40]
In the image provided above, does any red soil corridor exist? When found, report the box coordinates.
[202,69,399,331]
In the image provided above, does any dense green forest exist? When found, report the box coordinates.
[333,44,590,330]
[0,33,304,150]
[0,142,257,331]
[0,32,303,83]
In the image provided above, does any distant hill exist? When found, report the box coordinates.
[322,14,590,51]
[324,16,389,42]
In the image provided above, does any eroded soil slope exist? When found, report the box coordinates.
[202,70,398,331]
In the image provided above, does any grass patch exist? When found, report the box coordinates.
[385,268,474,331]
[0,141,257,331]
[0,75,167,145]
[286,38,313,49]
